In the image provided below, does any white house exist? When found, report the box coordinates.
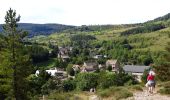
[35,68,66,77]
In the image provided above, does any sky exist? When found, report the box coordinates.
[0,0,170,26]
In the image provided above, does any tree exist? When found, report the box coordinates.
[28,44,49,63]
[27,69,51,96]
[98,72,116,89]
[66,64,75,76]
[0,8,32,99]
[62,79,76,92]
[75,73,99,91]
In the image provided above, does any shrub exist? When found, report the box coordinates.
[159,88,170,95]
[98,89,112,97]
[62,79,76,92]
[158,81,170,95]
[75,73,99,91]
[66,64,75,76]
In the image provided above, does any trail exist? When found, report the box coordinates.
[126,88,170,100]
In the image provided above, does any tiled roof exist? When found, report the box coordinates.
[123,65,150,73]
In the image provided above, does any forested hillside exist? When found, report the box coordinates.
[0,23,75,37]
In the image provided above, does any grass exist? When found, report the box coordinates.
[159,88,170,95]
[97,86,133,100]
[158,81,170,95]
[127,85,143,91]
[28,25,170,54]
[47,91,75,100]
[47,91,94,100]
[45,85,138,100]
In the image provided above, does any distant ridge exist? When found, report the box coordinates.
[0,23,75,37]
[1,13,170,37]
[153,13,170,22]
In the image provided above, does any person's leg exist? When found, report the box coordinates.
[153,82,156,93]
[150,86,153,93]
[148,86,151,93]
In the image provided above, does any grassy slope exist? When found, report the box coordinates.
[29,25,170,53]
[28,19,170,71]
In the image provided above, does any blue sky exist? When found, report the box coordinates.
[0,0,170,26]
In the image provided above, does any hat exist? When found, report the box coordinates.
[149,70,155,76]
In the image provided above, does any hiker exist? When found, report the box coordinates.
[145,69,156,94]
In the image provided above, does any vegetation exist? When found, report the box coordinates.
[121,23,166,35]
[158,81,170,95]
[97,87,133,99]
[0,8,170,99]
[155,38,170,81]
[0,8,33,99]
[0,23,75,37]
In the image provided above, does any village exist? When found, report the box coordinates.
[35,46,150,82]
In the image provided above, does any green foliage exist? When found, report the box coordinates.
[153,13,170,22]
[28,45,49,63]
[113,68,137,86]
[121,23,166,35]
[0,8,33,99]
[97,87,133,99]
[155,41,170,81]
[158,81,170,95]
[62,79,76,92]
[98,72,116,89]
[127,85,143,91]
[70,34,96,48]
[41,78,61,95]
[141,68,150,83]
[66,64,75,76]
[159,88,170,95]
[27,69,51,95]
[49,45,59,57]
[143,55,153,66]
[48,91,75,100]
[75,73,99,91]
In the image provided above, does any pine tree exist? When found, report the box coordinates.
[0,8,32,99]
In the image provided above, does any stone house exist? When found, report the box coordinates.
[106,59,119,71]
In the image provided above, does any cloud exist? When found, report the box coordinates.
[0,0,170,25]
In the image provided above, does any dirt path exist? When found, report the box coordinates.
[126,88,170,100]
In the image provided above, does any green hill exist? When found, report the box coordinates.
[26,13,170,66]
[0,23,75,37]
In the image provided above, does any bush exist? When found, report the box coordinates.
[66,64,75,76]
[62,79,76,92]
[75,73,99,91]
[159,88,170,95]
[98,72,116,89]
[158,81,170,95]
[98,89,111,97]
